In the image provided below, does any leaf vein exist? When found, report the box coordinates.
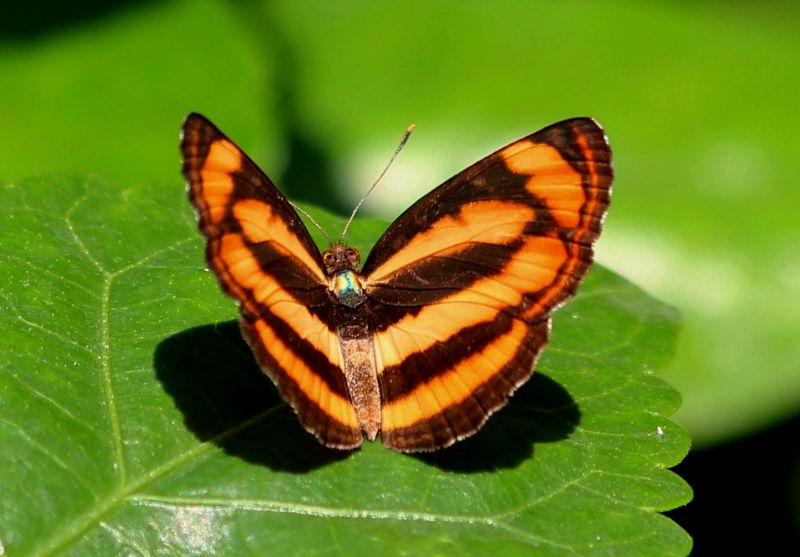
[0,292,97,357]
[64,191,107,275]
[6,371,95,433]
[0,254,100,298]
[1,417,99,497]
[109,236,196,278]
[130,495,496,525]
[100,276,127,487]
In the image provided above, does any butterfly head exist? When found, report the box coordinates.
[322,243,361,275]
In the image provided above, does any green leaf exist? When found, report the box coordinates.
[0,176,691,556]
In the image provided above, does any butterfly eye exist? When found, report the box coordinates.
[346,248,360,266]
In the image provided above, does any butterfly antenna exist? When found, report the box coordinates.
[340,123,416,241]
[289,200,333,245]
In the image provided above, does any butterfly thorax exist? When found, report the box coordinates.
[323,244,366,309]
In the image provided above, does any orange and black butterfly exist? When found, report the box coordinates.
[181,114,612,452]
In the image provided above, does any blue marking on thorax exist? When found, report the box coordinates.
[332,270,366,308]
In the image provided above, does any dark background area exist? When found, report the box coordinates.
[669,413,800,554]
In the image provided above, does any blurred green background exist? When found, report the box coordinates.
[2,0,798,553]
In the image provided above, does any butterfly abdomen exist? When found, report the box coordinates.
[336,315,381,441]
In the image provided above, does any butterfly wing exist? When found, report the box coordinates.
[181,113,361,449]
[361,118,612,451]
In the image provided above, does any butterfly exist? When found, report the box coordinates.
[181,113,612,452]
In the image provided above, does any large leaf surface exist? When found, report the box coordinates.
[0,176,690,556]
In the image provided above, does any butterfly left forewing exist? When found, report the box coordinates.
[361,118,612,451]
[182,114,362,448]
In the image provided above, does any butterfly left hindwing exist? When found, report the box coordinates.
[182,114,612,452]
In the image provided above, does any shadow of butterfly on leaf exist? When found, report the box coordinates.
[154,320,580,473]
[154,320,349,473]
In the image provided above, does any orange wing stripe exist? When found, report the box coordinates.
[232,199,326,283]
[205,139,243,170]
[252,319,358,429]
[380,319,528,430]
[500,140,586,228]
[367,201,534,282]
